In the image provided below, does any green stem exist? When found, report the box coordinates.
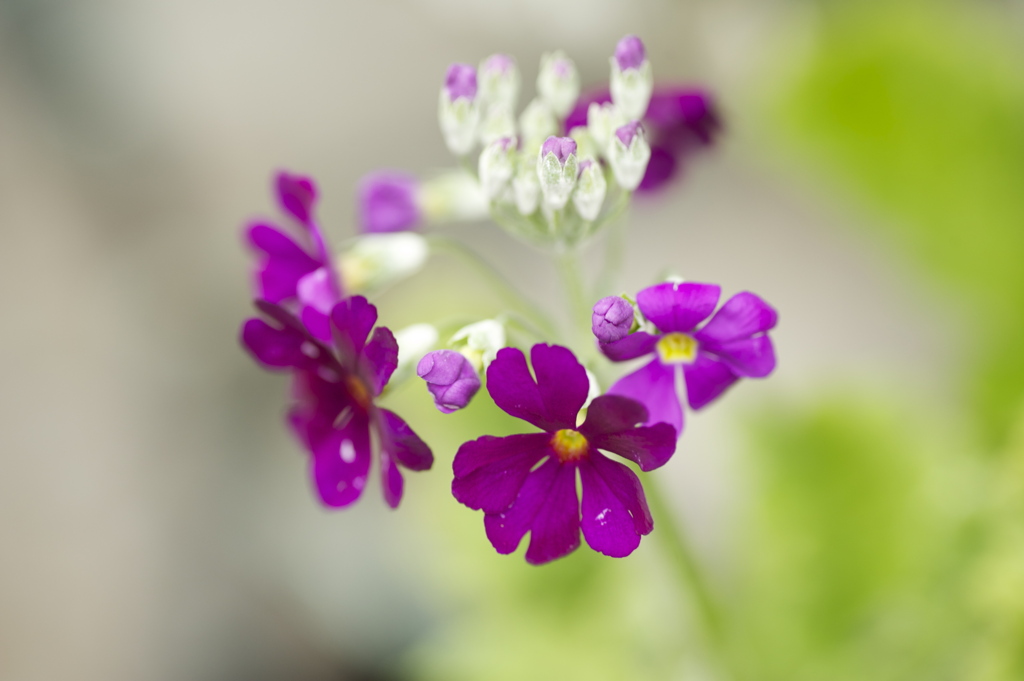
[644,474,735,677]
[554,247,591,352]
[427,235,557,339]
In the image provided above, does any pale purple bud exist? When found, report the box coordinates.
[577,159,594,177]
[614,35,646,71]
[615,121,643,147]
[481,54,515,76]
[541,136,577,164]
[592,296,634,343]
[417,350,481,413]
[445,63,478,101]
[357,171,421,233]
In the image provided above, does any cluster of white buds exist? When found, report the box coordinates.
[435,36,654,249]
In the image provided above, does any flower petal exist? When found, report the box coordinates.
[579,454,652,557]
[311,412,371,508]
[486,346,583,432]
[377,408,433,472]
[363,327,399,395]
[379,448,404,509]
[296,267,337,315]
[598,331,659,362]
[608,358,683,435]
[276,171,318,226]
[523,463,581,565]
[637,282,720,334]
[484,457,561,555]
[694,292,777,345]
[683,353,739,410]
[246,222,319,302]
[581,396,677,471]
[330,295,378,363]
[241,318,316,370]
[452,433,551,513]
[710,335,776,378]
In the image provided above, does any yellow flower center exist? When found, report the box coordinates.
[656,332,698,364]
[345,375,372,410]
[550,429,589,463]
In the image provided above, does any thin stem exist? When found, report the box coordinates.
[554,247,591,353]
[596,191,631,296]
[427,235,557,339]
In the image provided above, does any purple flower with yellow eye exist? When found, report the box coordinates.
[597,283,778,436]
[452,344,677,564]
[244,171,344,341]
[241,296,433,509]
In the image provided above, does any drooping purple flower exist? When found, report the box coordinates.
[592,296,635,343]
[540,136,577,164]
[444,63,478,102]
[614,35,646,71]
[357,171,422,234]
[417,350,481,413]
[452,344,677,564]
[241,296,433,509]
[564,86,721,193]
[244,171,344,341]
[598,282,777,436]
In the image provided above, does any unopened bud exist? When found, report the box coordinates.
[537,136,578,210]
[567,126,599,160]
[513,155,540,216]
[519,98,558,149]
[536,51,580,118]
[478,137,517,200]
[607,121,651,191]
[572,159,607,221]
[479,102,516,145]
[339,233,429,294]
[417,350,481,413]
[592,296,635,343]
[478,54,520,109]
[451,319,506,369]
[587,102,627,156]
[392,323,440,385]
[610,35,653,120]
[438,63,481,156]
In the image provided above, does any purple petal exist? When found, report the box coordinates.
[636,145,678,193]
[241,318,319,370]
[330,296,377,364]
[694,292,778,345]
[417,350,481,413]
[579,454,651,557]
[275,171,318,226]
[483,457,560,555]
[706,335,776,378]
[445,63,478,101]
[580,395,677,471]
[608,358,683,435]
[362,327,399,395]
[377,408,433,472]
[312,412,372,508]
[598,331,658,362]
[637,281,721,333]
[296,267,337,315]
[358,171,422,234]
[541,136,577,164]
[644,88,720,146]
[614,35,646,71]
[452,433,552,514]
[486,345,587,432]
[379,448,404,509]
[683,353,738,410]
[300,307,332,343]
[246,222,320,302]
[523,463,581,565]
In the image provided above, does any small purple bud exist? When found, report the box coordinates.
[275,171,317,226]
[552,58,573,77]
[614,35,646,71]
[592,296,635,343]
[577,159,594,177]
[417,350,481,413]
[481,54,514,75]
[541,136,577,164]
[357,171,421,234]
[444,63,478,101]
[615,121,644,147]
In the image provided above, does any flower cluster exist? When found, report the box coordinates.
[239,36,777,565]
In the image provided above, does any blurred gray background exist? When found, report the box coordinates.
[0,1,970,679]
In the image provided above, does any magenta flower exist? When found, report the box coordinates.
[244,171,344,341]
[241,296,433,509]
[357,171,422,233]
[564,86,720,192]
[452,344,677,564]
[597,282,778,436]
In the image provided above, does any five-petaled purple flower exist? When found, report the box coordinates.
[598,282,777,437]
[452,344,677,564]
[241,296,433,509]
[244,171,344,341]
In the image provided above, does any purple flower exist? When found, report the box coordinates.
[444,63,478,102]
[452,344,677,564]
[614,35,646,71]
[357,171,422,234]
[592,296,634,343]
[417,350,481,413]
[564,86,721,193]
[241,296,433,509]
[598,282,777,436]
[244,171,344,341]
[541,136,577,164]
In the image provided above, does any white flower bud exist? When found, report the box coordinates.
[339,233,429,294]
[537,51,580,118]
[478,137,517,200]
[478,54,520,109]
[537,136,578,211]
[451,319,506,370]
[572,159,607,221]
[438,63,481,156]
[607,122,651,191]
[419,170,489,223]
[567,126,599,160]
[609,61,653,120]
[479,102,516,145]
[391,323,440,385]
[518,98,558,149]
[513,155,541,216]
[587,102,627,156]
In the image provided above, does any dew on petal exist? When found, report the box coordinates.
[300,341,319,358]
[340,439,356,463]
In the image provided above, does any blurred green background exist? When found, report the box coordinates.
[2,0,1023,679]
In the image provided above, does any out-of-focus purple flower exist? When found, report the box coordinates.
[452,344,677,564]
[592,296,634,343]
[244,171,344,341]
[564,87,721,193]
[417,350,481,413]
[444,63,478,102]
[598,282,777,436]
[358,171,422,233]
[614,35,646,71]
[541,136,577,164]
[241,296,433,509]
